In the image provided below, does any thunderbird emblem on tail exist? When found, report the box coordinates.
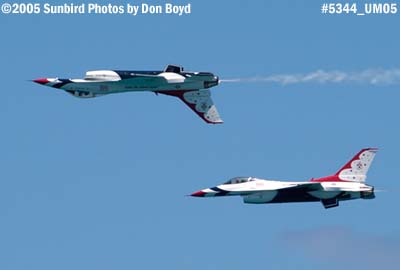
[33,65,222,124]
[191,148,378,209]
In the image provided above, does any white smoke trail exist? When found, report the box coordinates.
[220,68,400,85]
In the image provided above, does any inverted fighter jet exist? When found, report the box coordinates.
[191,148,378,209]
[33,65,222,124]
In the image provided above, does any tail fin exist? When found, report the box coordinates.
[312,148,378,183]
[335,148,378,182]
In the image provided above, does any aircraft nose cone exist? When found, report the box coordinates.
[33,78,49,85]
[190,190,206,197]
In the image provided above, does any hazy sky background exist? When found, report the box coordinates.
[1,1,400,269]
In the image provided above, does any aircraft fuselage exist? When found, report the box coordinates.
[194,178,375,204]
[34,69,218,98]
[191,148,378,208]
[33,65,223,124]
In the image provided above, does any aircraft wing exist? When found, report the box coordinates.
[157,89,223,124]
[278,182,323,192]
[277,183,341,208]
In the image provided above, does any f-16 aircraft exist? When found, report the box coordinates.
[191,148,378,209]
[33,65,222,124]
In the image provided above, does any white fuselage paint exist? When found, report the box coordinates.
[202,178,374,203]
[42,71,213,96]
[49,78,203,94]
[34,67,223,124]
[191,149,377,207]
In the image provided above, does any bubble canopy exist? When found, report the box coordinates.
[223,177,254,185]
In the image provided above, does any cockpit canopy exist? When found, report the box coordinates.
[223,177,254,185]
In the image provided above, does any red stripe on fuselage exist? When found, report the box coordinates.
[310,175,351,182]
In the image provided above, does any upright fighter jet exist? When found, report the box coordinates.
[191,148,378,209]
[33,65,222,124]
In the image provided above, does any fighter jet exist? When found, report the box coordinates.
[191,148,378,209]
[33,65,222,124]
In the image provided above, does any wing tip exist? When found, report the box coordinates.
[205,119,224,124]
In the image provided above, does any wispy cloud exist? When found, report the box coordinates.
[278,226,400,270]
[221,68,400,85]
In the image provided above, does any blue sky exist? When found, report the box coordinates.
[1,1,400,269]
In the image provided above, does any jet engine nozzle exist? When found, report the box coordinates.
[360,188,375,199]
[204,76,219,88]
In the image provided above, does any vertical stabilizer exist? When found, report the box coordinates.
[335,148,378,182]
[311,148,378,183]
